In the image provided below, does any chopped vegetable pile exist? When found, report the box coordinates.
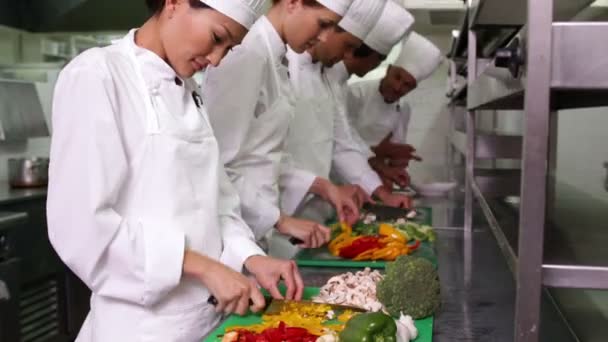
[328,223,423,261]
[224,322,319,342]
[226,301,350,338]
[313,268,384,312]
[351,215,436,243]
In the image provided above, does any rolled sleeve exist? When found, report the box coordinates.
[354,168,383,195]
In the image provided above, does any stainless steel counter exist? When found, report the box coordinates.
[297,196,580,341]
[0,211,28,231]
[0,181,47,206]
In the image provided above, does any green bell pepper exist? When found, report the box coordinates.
[339,312,398,342]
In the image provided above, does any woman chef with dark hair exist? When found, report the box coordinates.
[46,0,303,341]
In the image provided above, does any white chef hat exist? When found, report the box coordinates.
[201,0,268,29]
[339,0,387,40]
[394,32,443,82]
[317,0,354,16]
[364,0,414,56]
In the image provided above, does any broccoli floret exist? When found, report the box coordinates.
[377,256,441,319]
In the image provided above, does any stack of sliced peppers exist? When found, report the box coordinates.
[328,223,421,261]
[233,322,319,342]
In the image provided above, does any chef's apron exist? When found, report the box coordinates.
[227,23,294,237]
[76,32,221,342]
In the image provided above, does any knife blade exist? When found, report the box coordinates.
[264,298,367,315]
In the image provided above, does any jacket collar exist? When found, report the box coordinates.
[123,29,184,86]
[256,16,287,66]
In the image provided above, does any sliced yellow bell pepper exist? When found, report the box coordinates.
[340,222,352,234]
[378,223,406,243]
[352,248,381,261]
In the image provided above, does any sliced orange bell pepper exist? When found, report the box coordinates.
[378,224,406,243]
[352,248,380,261]
[340,222,352,235]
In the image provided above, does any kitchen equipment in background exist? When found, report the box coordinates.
[0,80,49,141]
[0,211,27,342]
[8,158,49,188]
[411,182,458,197]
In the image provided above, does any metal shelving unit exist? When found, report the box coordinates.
[455,0,608,341]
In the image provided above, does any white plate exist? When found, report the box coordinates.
[411,182,458,197]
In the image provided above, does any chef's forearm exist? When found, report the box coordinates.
[309,177,332,201]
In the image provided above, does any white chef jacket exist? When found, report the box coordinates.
[325,62,384,195]
[284,55,383,201]
[347,79,411,147]
[203,17,316,238]
[47,31,264,341]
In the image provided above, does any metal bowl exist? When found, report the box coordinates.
[8,157,49,188]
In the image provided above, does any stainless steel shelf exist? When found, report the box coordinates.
[448,83,467,106]
[543,264,608,289]
[463,1,608,340]
[452,130,523,159]
[472,179,608,291]
[469,0,593,28]
[468,23,608,110]
[471,176,518,275]
[475,169,521,197]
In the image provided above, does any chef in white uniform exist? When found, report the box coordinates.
[203,0,365,249]
[347,32,443,167]
[47,1,304,341]
[323,0,417,202]
[271,0,386,256]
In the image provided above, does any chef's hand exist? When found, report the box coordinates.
[245,256,304,301]
[275,214,331,248]
[310,178,360,225]
[369,157,411,189]
[342,184,374,209]
[372,133,422,163]
[183,250,265,315]
[373,186,413,209]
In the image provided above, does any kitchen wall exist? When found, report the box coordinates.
[0,25,22,64]
[0,26,53,181]
[474,106,608,205]
[556,107,608,204]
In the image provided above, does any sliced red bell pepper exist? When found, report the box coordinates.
[339,237,383,258]
[408,240,421,251]
[236,322,318,342]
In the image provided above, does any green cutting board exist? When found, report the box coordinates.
[294,207,435,269]
[204,287,433,342]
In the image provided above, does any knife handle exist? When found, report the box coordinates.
[289,237,304,245]
[207,295,255,307]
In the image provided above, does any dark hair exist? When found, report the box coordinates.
[146,0,210,15]
[352,43,387,61]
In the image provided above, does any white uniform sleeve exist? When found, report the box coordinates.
[47,66,184,307]
[331,83,383,195]
[345,84,377,158]
[217,166,266,271]
[203,47,281,239]
[279,153,317,216]
[393,101,412,144]
[202,47,266,166]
